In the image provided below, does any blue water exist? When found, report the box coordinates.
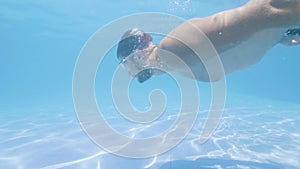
[1,0,300,169]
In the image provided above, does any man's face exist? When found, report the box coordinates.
[121,53,143,77]
[121,44,156,77]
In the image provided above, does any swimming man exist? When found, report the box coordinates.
[117,0,300,83]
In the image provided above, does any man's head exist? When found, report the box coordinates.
[117,28,155,83]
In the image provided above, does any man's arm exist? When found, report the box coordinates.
[156,0,300,81]
[160,1,273,53]
[159,0,300,53]
[156,1,273,81]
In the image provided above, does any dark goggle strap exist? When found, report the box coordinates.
[136,69,153,83]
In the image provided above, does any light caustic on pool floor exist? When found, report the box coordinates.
[0,106,300,169]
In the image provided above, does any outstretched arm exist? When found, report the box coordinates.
[159,0,300,54]
[156,0,300,81]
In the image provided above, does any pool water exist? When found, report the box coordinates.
[1,0,300,169]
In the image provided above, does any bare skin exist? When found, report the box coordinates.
[122,0,300,82]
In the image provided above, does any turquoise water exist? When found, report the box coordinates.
[1,0,300,168]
